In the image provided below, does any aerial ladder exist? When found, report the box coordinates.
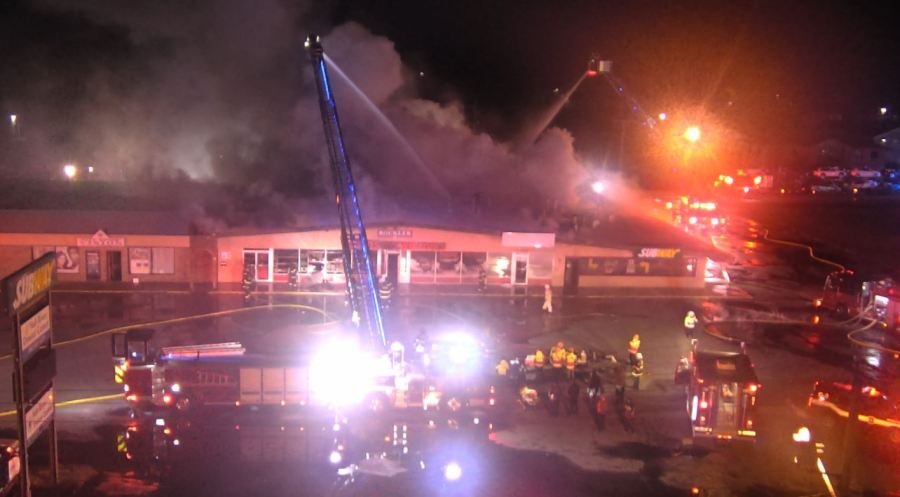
[305,34,387,349]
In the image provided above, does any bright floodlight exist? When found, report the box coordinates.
[591,181,606,194]
[309,337,375,406]
[444,462,462,482]
[792,426,811,443]
[880,107,888,115]
[684,126,701,143]
[9,114,16,125]
[329,450,343,465]
[63,164,77,179]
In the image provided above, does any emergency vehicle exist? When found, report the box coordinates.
[677,346,760,441]
[663,197,726,235]
[817,271,899,329]
[808,381,900,431]
[113,329,430,413]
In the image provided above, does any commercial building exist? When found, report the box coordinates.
[0,210,215,286]
[1,210,715,291]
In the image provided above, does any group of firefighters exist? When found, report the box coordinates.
[492,308,702,433]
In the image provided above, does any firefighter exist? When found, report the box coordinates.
[477,268,487,292]
[683,310,699,338]
[496,358,510,377]
[534,349,546,369]
[594,389,608,431]
[379,275,394,309]
[627,334,641,364]
[550,343,565,377]
[565,348,578,380]
[288,263,299,290]
[631,352,645,391]
[542,284,553,313]
[241,264,255,297]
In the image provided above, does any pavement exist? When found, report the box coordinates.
[1,212,897,496]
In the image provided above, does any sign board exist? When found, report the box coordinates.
[501,232,556,248]
[636,248,682,259]
[371,241,446,250]
[19,306,50,363]
[3,253,55,317]
[25,387,54,447]
[21,350,56,405]
[76,229,125,247]
[376,229,413,238]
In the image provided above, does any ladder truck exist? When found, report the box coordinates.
[305,33,386,350]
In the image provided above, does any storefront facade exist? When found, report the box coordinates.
[217,224,707,290]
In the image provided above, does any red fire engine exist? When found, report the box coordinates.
[817,271,899,330]
[677,345,760,441]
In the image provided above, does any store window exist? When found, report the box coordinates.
[410,251,436,281]
[461,252,486,278]
[577,256,696,277]
[528,251,553,279]
[436,252,461,280]
[325,250,345,282]
[302,249,326,281]
[486,252,512,278]
[129,247,175,275]
[274,249,299,282]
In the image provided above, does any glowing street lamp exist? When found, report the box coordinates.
[880,107,888,116]
[591,180,606,194]
[9,114,16,126]
[63,164,77,179]
[683,126,701,143]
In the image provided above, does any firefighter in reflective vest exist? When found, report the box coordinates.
[496,358,510,377]
[551,343,565,370]
[628,334,641,365]
[534,349,546,369]
[565,348,578,379]
[683,310,699,338]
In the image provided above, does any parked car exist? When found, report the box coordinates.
[812,166,847,179]
[849,167,882,179]
[809,182,842,194]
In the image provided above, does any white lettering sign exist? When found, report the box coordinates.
[20,306,51,362]
[76,229,125,247]
[25,387,54,446]
[376,229,413,238]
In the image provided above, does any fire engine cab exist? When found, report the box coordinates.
[818,271,899,330]
[677,345,759,441]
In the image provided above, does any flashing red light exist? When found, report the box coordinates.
[743,186,751,193]
[125,393,138,403]
[586,69,599,78]
[688,216,698,225]
[748,384,759,393]
[163,427,172,436]
[699,400,709,409]
[753,176,762,185]
[162,394,173,405]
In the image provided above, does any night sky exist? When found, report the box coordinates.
[2,0,899,212]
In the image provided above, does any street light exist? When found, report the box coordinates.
[9,114,16,126]
[683,126,701,143]
[591,180,606,194]
[880,107,888,116]
[63,164,77,179]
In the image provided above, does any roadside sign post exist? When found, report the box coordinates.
[2,253,59,497]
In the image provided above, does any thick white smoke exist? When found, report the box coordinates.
[27,1,597,227]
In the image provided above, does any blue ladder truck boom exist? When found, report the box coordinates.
[305,33,386,350]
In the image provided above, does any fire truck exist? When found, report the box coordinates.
[676,345,760,441]
[817,271,899,329]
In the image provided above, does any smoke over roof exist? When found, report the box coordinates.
[6,1,599,228]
